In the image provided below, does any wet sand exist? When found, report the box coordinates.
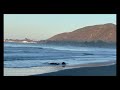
[32,61,116,76]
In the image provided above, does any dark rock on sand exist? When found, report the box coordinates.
[49,62,66,66]
[49,63,60,65]
[62,62,66,67]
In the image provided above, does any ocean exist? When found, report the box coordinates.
[4,42,116,76]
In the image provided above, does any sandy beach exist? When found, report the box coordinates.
[32,64,116,76]
[32,60,116,76]
[4,60,116,76]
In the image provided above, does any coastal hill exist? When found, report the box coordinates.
[47,23,116,43]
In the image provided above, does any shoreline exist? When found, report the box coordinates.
[32,64,116,76]
[32,60,116,76]
[4,60,116,76]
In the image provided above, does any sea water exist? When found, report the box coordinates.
[4,42,116,76]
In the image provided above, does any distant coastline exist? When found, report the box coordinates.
[4,39,116,48]
[4,23,116,44]
[4,23,116,47]
[4,38,37,43]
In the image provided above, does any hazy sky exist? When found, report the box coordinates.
[4,14,116,40]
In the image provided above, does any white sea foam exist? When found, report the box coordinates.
[4,66,64,76]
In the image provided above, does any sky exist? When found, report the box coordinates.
[4,14,116,40]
